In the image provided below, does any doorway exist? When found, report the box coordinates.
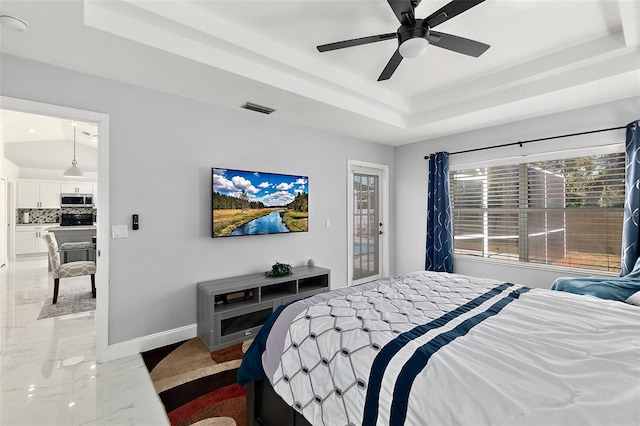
[347,160,389,286]
[0,178,7,267]
[1,96,110,362]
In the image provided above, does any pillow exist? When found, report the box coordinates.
[625,291,640,306]
[551,276,640,304]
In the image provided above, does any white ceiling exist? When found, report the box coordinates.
[0,0,638,146]
[1,109,98,172]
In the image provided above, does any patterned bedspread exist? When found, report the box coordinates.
[243,271,640,426]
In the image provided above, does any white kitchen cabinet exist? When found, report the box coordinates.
[15,230,38,254]
[60,182,93,194]
[17,182,39,208]
[17,181,61,208]
[15,226,51,255]
[39,183,61,208]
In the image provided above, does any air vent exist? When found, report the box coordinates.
[241,102,276,115]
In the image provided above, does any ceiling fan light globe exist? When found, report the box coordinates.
[399,37,428,58]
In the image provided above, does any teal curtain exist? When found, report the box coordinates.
[425,152,453,272]
[621,120,640,276]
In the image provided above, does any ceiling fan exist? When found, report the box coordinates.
[317,0,490,81]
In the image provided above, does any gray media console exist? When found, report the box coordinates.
[197,266,330,352]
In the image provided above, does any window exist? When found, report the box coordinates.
[450,152,625,272]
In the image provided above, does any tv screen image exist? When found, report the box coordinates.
[212,168,308,237]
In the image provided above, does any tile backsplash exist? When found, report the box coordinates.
[17,208,96,224]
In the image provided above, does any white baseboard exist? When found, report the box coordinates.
[104,323,197,362]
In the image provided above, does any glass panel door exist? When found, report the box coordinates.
[353,173,380,281]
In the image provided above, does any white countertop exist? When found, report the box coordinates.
[47,225,96,231]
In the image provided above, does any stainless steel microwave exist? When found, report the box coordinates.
[60,193,93,207]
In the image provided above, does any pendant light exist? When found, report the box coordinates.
[63,121,85,179]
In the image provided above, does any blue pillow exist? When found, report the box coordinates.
[551,270,640,303]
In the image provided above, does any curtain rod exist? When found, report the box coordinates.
[423,124,630,160]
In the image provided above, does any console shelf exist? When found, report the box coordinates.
[197,266,330,351]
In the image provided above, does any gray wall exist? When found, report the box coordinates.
[3,52,637,344]
[0,54,395,344]
[394,96,639,288]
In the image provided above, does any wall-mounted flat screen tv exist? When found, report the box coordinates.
[212,168,308,237]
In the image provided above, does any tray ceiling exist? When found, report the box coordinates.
[0,0,638,146]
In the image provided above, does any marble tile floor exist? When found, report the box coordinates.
[0,257,169,425]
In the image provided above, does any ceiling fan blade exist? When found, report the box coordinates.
[425,0,485,28]
[317,33,397,52]
[387,0,418,25]
[428,31,490,57]
[378,49,403,81]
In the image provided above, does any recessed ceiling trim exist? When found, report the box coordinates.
[408,32,631,113]
[84,0,409,128]
[618,0,640,47]
[406,67,640,129]
[26,0,627,145]
[125,0,407,109]
[404,72,640,145]
[84,0,637,135]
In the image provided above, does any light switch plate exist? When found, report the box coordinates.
[111,225,129,239]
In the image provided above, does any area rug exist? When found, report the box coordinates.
[141,338,252,426]
[37,286,96,320]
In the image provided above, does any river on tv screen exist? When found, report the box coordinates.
[212,168,308,237]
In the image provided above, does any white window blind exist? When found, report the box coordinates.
[450,152,625,272]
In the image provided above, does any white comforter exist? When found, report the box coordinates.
[262,271,640,426]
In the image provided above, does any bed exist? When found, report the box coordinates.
[237,271,640,426]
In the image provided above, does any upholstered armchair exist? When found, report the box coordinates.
[42,232,96,304]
